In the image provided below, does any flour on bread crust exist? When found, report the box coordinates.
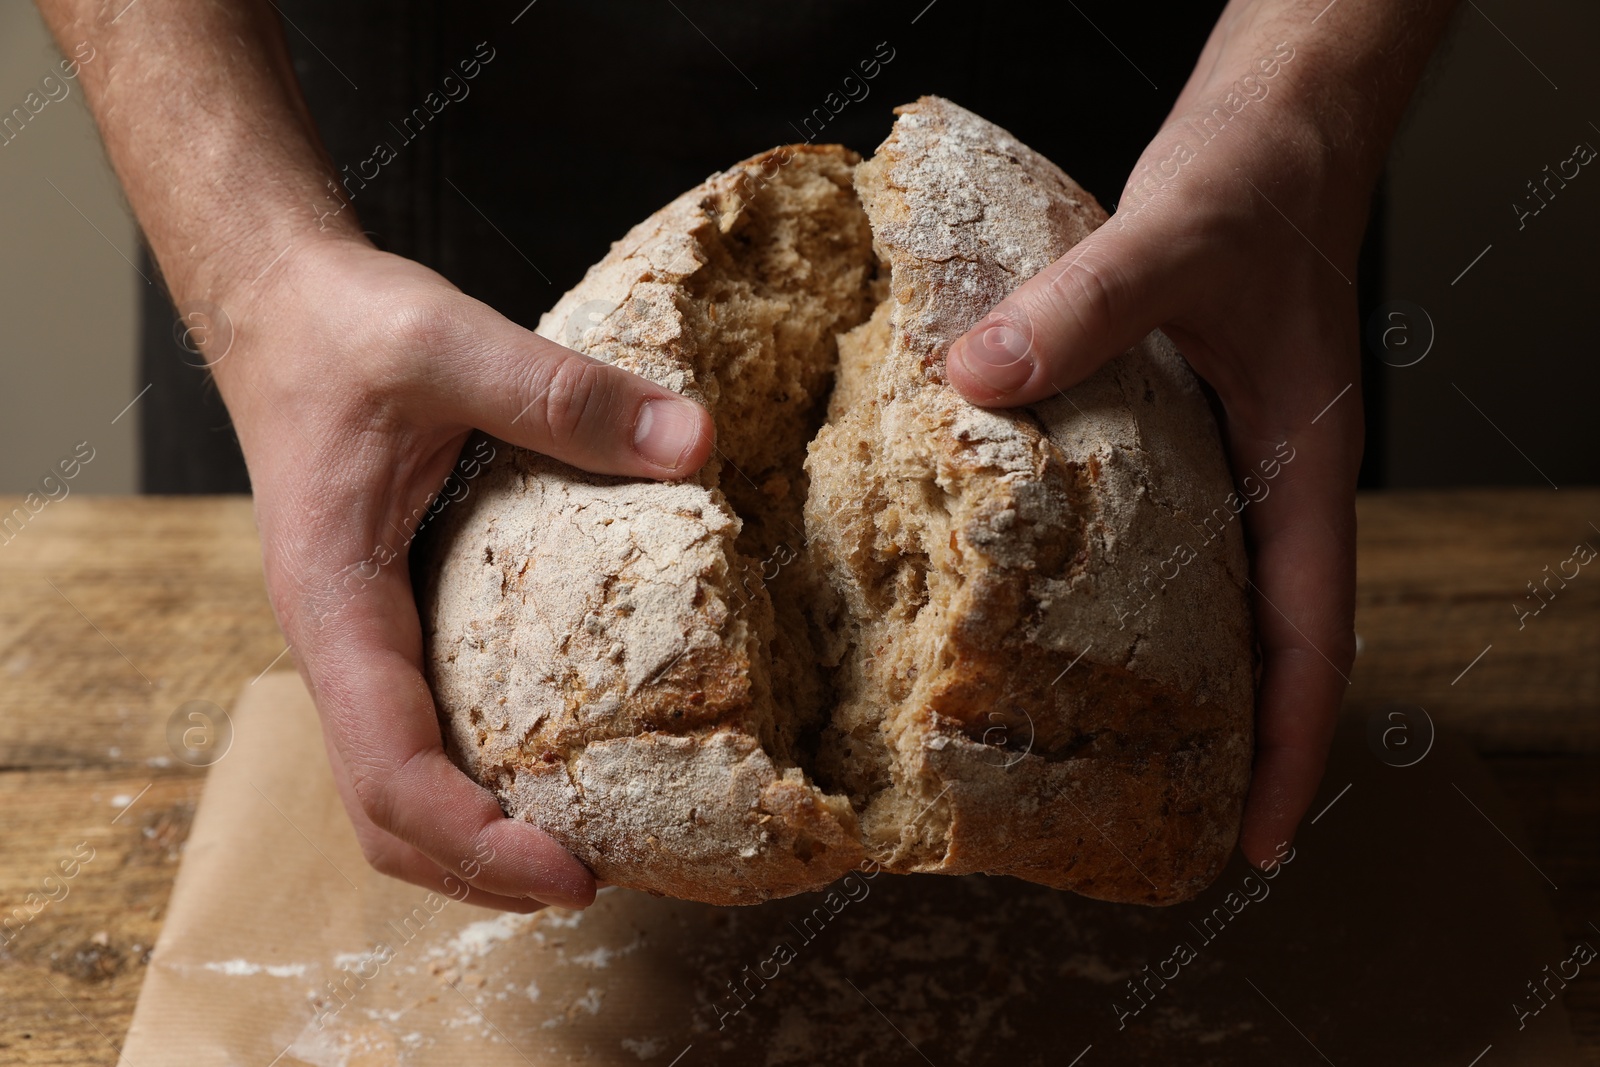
[421,145,872,906]
[421,99,1253,907]
[805,97,1252,903]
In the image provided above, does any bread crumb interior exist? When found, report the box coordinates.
[677,145,978,870]
[669,148,876,812]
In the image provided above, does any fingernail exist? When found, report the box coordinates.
[952,317,1035,394]
[632,398,702,472]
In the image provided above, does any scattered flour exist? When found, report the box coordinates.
[201,959,308,978]
[622,1035,667,1059]
[430,913,541,969]
[568,936,642,969]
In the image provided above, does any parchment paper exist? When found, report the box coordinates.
[122,673,1581,1065]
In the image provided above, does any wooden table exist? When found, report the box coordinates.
[0,492,1595,1064]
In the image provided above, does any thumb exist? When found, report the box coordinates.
[434,300,715,480]
[945,220,1188,406]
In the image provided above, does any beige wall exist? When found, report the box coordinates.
[0,5,138,494]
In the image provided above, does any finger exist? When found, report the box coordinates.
[321,732,552,914]
[945,217,1196,407]
[430,300,714,480]
[1233,409,1361,868]
[292,542,597,910]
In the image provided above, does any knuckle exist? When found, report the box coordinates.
[353,825,405,878]
[353,776,396,834]
[313,290,471,434]
[358,839,403,878]
[350,746,427,837]
[533,356,612,451]
[358,291,470,397]
[1045,259,1121,343]
[382,291,465,355]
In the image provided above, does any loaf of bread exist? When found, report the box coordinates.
[418,97,1253,907]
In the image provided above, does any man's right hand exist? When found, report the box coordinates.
[211,237,714,911]
[34,0,714,909]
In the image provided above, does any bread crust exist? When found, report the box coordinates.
[419,145,872,906]
[813,97,1254,903]
[420,99,1252,907]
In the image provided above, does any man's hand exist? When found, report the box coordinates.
[945,0,1458,867]
[218,239,712,910]
[35,0,711,909]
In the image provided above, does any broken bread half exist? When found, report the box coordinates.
[417,96,1253,907]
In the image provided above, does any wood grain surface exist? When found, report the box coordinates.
[0,491,1594,1064]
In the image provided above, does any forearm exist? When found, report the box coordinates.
[33,0,361,307]
[1158,0,1460,207]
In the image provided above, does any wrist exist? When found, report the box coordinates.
[1168,0,1459,191]
[1121,59,1359,241]
[160,166,368,314]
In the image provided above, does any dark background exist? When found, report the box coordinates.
[137,0,1598,493]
